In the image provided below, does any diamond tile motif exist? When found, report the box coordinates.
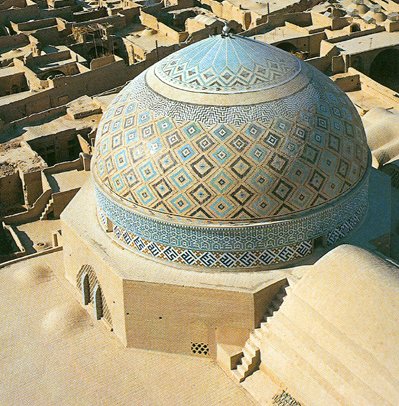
[170,194,193,213]
[264,132,281,148]
[158,152,177,173]
[213,124,233,141]
[245,123,265,139]
[178,144,196,162]
[267,153,289,174]
[209,197,234,217]
[301,144,320,164]
[248,145,268,163]
[136,185,155,205]
[272,180,294,200]
[153,178,172,198]
[138,161,157,182]
[290,186,314,208]
[112,174,124,191]
[147,137,162,155]
[210,170,234,193]
[229,135,248,152]
[328,134,340,152]
[112,133,122,148]
[129,144,145,163]
[308,170,326,191]
[230,157,251,178]
[292,125,308,141]
[170,168,193,190]
[248,168,274,192]
[273,117,293,135]
[124,116,135,128]
[94,49,369,223]
[156,117,173,134]
[114,150,128,170]
[166,131,182,147]
[196,135,215,151]
[190,184,211,204]
[183,122,202,138]
[231,185,254,205]
[191,156,215,178]
[155,35,300,93]
[212,145,232,164]
[125,129,138,144]
[137,111,150,125]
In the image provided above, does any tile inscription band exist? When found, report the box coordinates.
[95,173,368,253]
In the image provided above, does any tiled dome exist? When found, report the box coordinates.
[92,34,370,270]
[154,34,300,93]
[93,35,368,224]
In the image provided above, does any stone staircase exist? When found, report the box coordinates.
[40,197,54,221]
[231,280,290,383]
[257,292,397,406]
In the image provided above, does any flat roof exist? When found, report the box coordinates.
[0,66,24,78]
[0,90,34,106]
[47,169,90,193]
[334,31,399,54]
[252,25,310,44]
[23,113,102,141]
[126,31,176,52]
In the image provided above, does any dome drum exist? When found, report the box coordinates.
[92,34,371,271]
[95,169,369,270]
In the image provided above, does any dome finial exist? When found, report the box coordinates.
[221,21,231,38]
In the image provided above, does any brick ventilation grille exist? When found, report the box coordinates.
[191,342,209,356]
[272,391,301,406]
[77,265,112,327]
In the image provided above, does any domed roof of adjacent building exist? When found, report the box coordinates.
[92,34,369,225]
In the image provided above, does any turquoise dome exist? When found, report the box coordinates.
[155,35,300,93]
[92,34,370,270]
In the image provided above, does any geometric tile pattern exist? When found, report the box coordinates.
[119,67,319,127]
[111,223,313,269]
[94,89,369,222]
[326,204,367,246]
[92,34,371,268]
[95,178,368,252]
[97,187,367,269]
[155,35,300,93]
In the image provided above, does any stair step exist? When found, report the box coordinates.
[236,363,247,377]
[265,308,274,317]
[276,292,286,300]
[245,339,259,357]
[262,328,343,406]
[241,370,281,405]
[278,294,398,403]
[243,346,256,360]
[40,198,54,221]
[271,298,283,308]
[231,369,242,382]
[253,328,262,340]
[270,314,382,404]
[249,333,261,348]
[236,352,260,383]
